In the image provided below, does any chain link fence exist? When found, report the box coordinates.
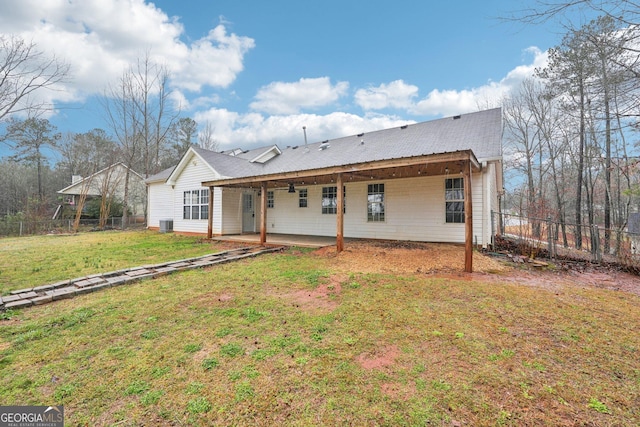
[492,211,640,270]
[0,217,146,237]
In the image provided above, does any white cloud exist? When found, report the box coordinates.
[250,77,349,115]
[410,48,548,116]
[186,48,550,152]
[194,108,410,151]
[0,0,551,156]
[170,25,255,92]
[354,80,419,110]
[0,0,254,102]
[355,48,548,117]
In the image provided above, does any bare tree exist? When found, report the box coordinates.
[96,166,124,229]
[103,52,177,229]
[503,79,547,238]
[58,129,118,230]
[129,53,178,177]
[72,175,93,232]
[0,35,69,122]
[537,26,596,249]
[198,121,219,152]
[507,0,640,84]
[103,72,137,230]
[57,129,117,177]
[164,117,197,167]
[509,0,640,28]
[525,79,572,246]
[0,159,33,216]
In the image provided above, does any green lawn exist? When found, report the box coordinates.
[0,230,240,294]
[0,232,639,425]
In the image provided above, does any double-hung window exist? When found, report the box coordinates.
[183,189,209,220]
[298,189,308,208]
[321,186,346,214]
[367,183,385,222]
[445,178,464,223]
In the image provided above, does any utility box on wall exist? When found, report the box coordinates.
[159,219,173,233]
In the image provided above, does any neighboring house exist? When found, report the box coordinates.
[56,163,146,220]
[146,108,503,270]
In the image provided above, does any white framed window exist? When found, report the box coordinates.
[299,189,308,208]
[367,183,385,222]
[445,178,464,223]
[322,186,346,214]
[183,189,209,220]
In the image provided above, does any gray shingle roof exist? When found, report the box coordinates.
[191,147,263,177]
[145,166,175,184]
[206,108,502,180]
[155,108,502,184]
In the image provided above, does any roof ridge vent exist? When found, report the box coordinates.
[453,115,461,120]
[400,125,408,129]
[318,141,330,151]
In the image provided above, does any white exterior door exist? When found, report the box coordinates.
[242,192,255,232]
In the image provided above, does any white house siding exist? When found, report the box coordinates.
[481,162,499,248]
[149,185,240,235]
[147,182,174,228]
[263,173,491,246]
[172,161,216,234]
[471,172,485,247]
[219,188,244,235]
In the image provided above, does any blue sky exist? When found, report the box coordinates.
[0,0,569,156]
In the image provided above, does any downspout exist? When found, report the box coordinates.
[483,161,489,249]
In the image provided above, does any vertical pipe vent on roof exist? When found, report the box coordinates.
[303,126,309,152]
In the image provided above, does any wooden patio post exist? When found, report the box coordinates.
[464,160,473,273]
[336,173,344,252]
[207,186,214,239]
[260,182,267,245]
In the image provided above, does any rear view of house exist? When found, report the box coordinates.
[146,108,503,270]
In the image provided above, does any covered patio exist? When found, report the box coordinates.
[204,150,479,272]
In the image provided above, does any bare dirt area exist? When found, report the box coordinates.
[356,344,400,370]
[314,241,509,275]
[312,240,640,297]
[275,273,347,313]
